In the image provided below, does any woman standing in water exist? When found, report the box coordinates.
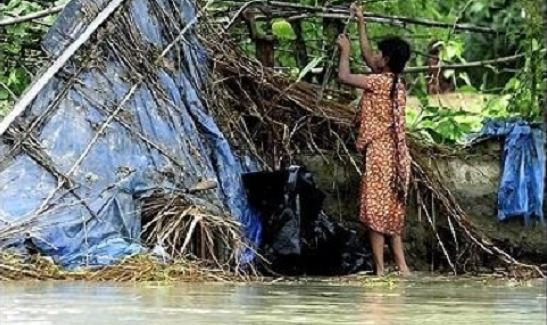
[336,3,411,276]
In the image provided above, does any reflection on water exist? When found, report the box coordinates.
[0,279,545,324]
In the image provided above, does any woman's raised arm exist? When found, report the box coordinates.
[336,34,371,89]
[351,3,380,73]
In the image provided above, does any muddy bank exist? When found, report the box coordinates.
[296,139,546,272]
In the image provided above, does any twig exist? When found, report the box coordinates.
[68,83,140,176]
[0,5,64,26]
[297,49,546,74]
[180,216,202,255]
[419,187,457,274]
[223,0,265,31]
[403,49,547,73]
[0,82,18,101]
[159,0,215,58]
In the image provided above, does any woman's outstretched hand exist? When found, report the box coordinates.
[350,2,364,21]
[336,34,351,52]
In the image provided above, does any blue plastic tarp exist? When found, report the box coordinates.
[477,119,545,225]
[0,0,261,267]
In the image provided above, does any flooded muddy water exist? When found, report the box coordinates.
[1,279,545,324]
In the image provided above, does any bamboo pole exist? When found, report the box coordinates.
[219,0,498,34]
[279,49,546,74]
[402,50,547,73]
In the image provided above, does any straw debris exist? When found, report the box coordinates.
[0,252,250,282]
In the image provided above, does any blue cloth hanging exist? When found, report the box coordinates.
[476,119,545,225]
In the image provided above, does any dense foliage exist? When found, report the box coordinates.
[0,0,64,116]
[0,0,544,144]
[230,0,545,143]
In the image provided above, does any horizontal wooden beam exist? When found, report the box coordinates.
[403,50,545,73]
[274,49,544,74]
[283,12,497,34]
[219,0,498,34]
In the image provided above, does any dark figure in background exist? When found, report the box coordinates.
[336,3,412,276]
[426,41,454,94]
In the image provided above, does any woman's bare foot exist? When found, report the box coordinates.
[369,230,386,277]
[397,268,411,277]
[375,267,385,277]
[390,235,410,277]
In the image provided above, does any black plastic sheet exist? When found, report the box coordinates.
[243,166,372,276]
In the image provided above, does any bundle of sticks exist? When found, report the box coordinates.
[140,189,249,272]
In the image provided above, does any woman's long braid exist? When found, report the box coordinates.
[389,73,399,99]
[377,37,411,201]
[390,73,405,201]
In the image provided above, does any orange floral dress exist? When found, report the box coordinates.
[356,73,411,236]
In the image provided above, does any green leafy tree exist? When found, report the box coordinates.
[0,0,63,116]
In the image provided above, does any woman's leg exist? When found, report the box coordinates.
[390,234,410,275]
[369,230,385,276]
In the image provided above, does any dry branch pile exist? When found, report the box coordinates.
[0,189,255,281]
[140,190,249,272]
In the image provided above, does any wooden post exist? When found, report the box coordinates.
[243,9,275,68]
[293,21,310,81]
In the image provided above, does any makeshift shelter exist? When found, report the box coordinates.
[0,0,544,279]
[0,0,261,268]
